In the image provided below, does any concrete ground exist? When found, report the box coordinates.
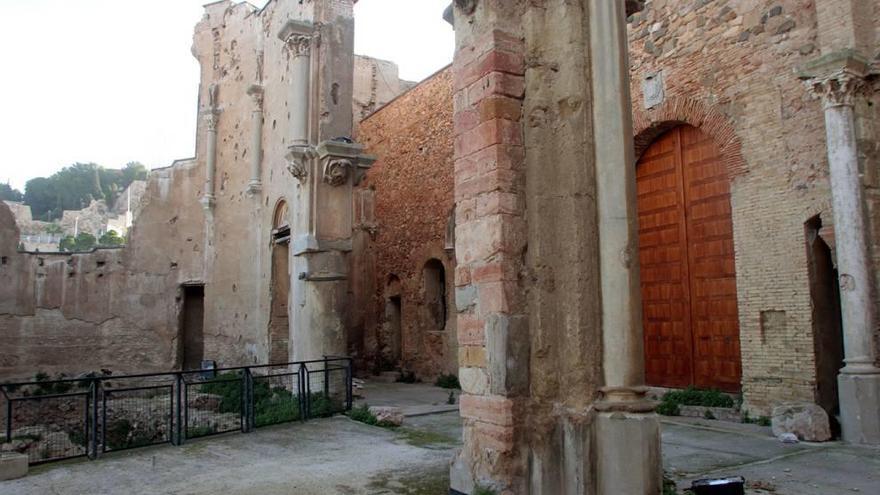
[3,382,879,494]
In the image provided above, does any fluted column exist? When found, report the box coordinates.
[247,84,264,194]
[808,65,880,444]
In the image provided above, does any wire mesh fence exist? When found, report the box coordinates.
[0,357,353,465]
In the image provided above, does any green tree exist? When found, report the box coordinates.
[24,162,148,221]
[58,232,97,252]
[0,183,23,202]
[45,223,63,235]
[58,235,77,252]
[98,230,125,247]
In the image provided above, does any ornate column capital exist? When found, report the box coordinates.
[807,69,867,109]
[284,34,312,58]
[204,111,219,132]
[286,145,316,182]
[278,20,315,59]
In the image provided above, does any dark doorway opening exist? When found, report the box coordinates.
[806,215,844,436]
[385,295,402,367]
[269,239,290,364]
[181,284,205,370]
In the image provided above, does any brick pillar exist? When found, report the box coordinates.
[450,1,661,493]
[449,3,529,493]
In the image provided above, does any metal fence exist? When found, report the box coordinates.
[0,357,352,465]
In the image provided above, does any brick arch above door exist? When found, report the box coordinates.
[633,96,748,181]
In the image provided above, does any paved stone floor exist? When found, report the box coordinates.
[2,382,879,494]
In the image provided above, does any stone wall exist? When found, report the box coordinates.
[352,67,456,378]
[627,0,843,414]
[0,202,181,381]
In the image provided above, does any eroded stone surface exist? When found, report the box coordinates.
[771,403,832,442]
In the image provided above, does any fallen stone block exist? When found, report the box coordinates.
[771,403,831,442]
[369,406,404,426]
[0,453,28,481]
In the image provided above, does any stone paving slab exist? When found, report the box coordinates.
[2,389,878,495]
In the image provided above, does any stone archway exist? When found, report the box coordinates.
[635,124,743,392]
[633,96,748,181]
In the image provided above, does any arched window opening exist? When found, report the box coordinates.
[423,259,447,330]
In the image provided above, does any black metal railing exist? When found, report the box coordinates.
[0,357,353,465]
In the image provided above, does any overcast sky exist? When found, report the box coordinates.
[0,0,453,191]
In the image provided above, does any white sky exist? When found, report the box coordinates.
[0,0,453,191]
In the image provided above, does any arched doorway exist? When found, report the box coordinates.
[268,200,291,364]
[636,124,742,392]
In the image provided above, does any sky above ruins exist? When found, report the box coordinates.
[0,0,453,192]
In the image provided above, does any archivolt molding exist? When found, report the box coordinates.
[632,96,748,180]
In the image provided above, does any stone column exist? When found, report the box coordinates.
[246,84,264,195]
[589,0,661,491]
[201,83,220,209]
[807,64,880,445]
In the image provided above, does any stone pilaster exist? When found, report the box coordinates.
[804,55,880,445]
[277,7,371,362]
[246,84,264,195]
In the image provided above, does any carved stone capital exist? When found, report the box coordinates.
[286,145,316,182]
[315,139,377,188]
[204,112,219,132]
[278,20,315,59]
[322,158,352,186]
[284,34,311,58]
[807,69,867,109]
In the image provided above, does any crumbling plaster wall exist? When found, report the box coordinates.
[352,67,456,378]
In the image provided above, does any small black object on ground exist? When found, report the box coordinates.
[691,476,745,495]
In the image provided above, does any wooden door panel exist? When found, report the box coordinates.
[679,125,741,392]
[638,125,742,392]
[638,128,693,389]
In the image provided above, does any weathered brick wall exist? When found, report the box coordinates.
[352,68,457,379]
[628,0,833,414]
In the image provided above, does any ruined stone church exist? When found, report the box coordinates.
[1,0,879,492]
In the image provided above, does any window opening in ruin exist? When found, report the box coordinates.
[181,284,206,370]
[423,259,447,330]
[805,215,844,436]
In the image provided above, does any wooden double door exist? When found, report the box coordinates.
[636,125,742,392]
